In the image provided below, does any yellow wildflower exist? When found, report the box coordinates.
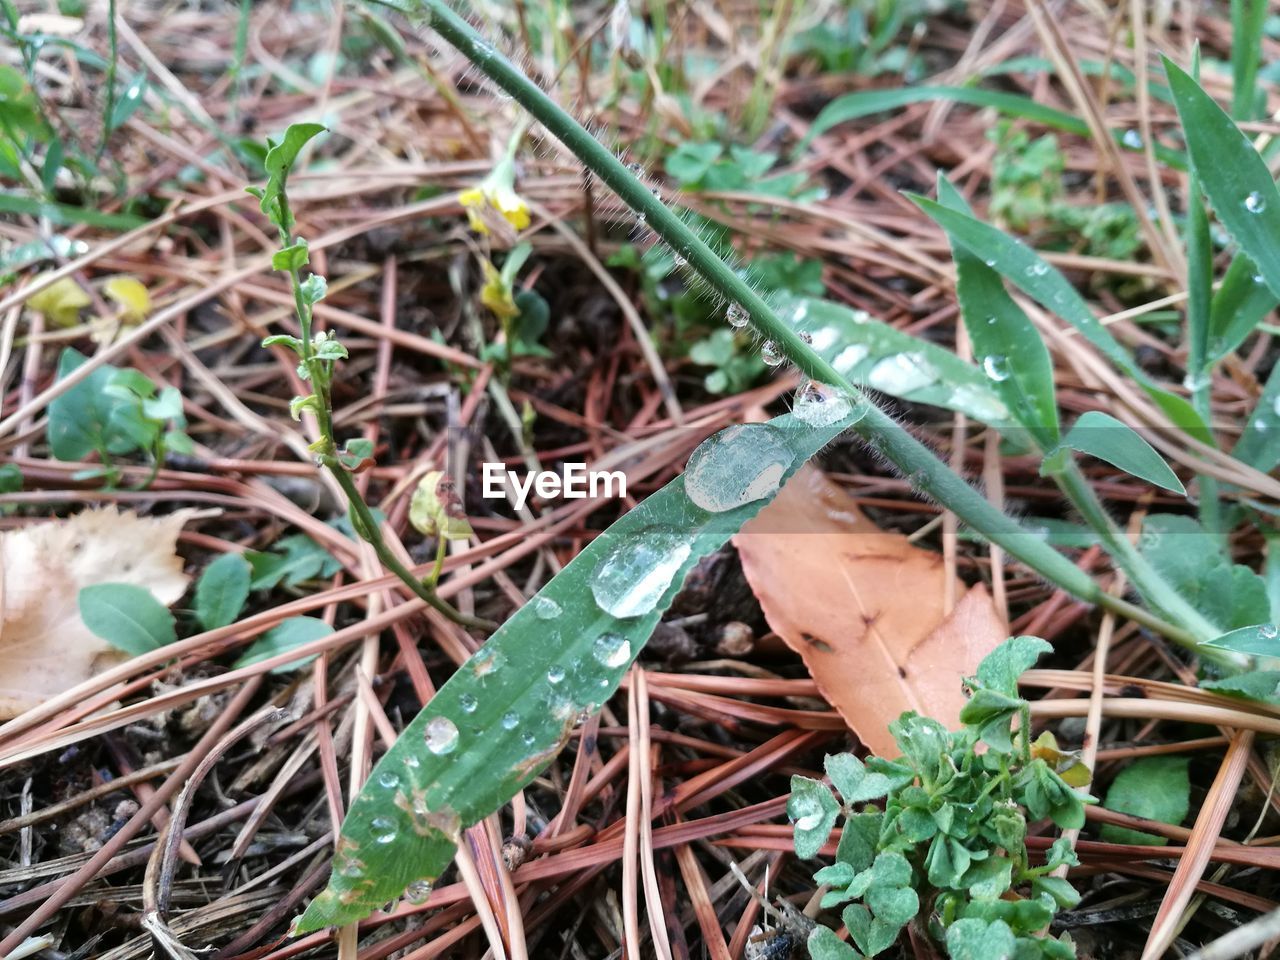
[460,157,530,236]
[479,258,519,319]
[26,275,90,327]
[103,276,151,324]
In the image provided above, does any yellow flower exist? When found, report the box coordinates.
[103,276,151,324]
[479,258,520,319]
[460,158,530,236]
[26,275,90,327]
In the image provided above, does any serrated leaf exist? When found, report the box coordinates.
[1100,756,1190,845]
[294,410,859,932]
[194,553,251,631]
[1165,57,1280,299]
[1055,411,1185,494]
[78,583,176,655]
[937,174,1058,448]
[233,616,333,673]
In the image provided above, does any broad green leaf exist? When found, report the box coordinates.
[808,927,862,960]
[47,348,147,462]
[1202,623,1280,656]
[1232,359,1280,472]
[936,174,1058,448]
[194,553,251,631]
[974,635,1051,697]
[790,775,841,859]
[234,616,334,672]
[946,918,1016,960]
[784,296,1008,424]
[1207,254,1277,364]
[272,240,309,271]
[909,194,1213,444]
[79,583,176,655]
[246,533,341,590]
[1100,756,1190,845]
[1201,669,1280,704]
[294,410,859,932]
[1165,57,1280,299]
[1055,411,1185,495]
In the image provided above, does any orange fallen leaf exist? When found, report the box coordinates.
[734,465,1007,756]
[0,506,193,719]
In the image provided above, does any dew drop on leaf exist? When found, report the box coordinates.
[726,303,749,328]
[372,817,398,843]
[590,530,693,617]
[502,711,519,730]
[377,770,399,789]
[794,382,852,427]
[547,665,566,684]
[424,716,459,755]
[684,423,793,514]
[406,880,433,904]
[458,693,478,713]
[1121,129,1142,149]
[530,595,561,620]
[983,355,1011,382]
[867,352,936,393]
[593,632,632,668]
[1245,191,1267,214]
[1262,624,1278,640]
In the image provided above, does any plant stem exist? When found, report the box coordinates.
[405,0,1224,659]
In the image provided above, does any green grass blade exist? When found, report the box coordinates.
[1185,174,1213,382]
[1165,56,1280,298]
[1056,411,1185,495]
[910,193,1212,444]
[784,296,1008,424]
[1231,360,1280,472]
[1230,0,1267,119]
[1208,253,1278,363]
[293,410,859,932]
[0,193,144,230]
[935,175,1059,449]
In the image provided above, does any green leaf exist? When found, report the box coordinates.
[909,194,1213,444]
[826,753,893,804]
[836,811,883,873]
[254,121,326,227]
[48,348,146,462]
[1201,669,1280,704]
[294,409,859,932]
[78,583,176,655]
[272,240,310,271]
[665,142,724,185]
[1207,254,1277,364]
[785,296,1009,424]
[107,74,147,130]
[1165,57,1280,299]
[961,855,1012,899]
[1054,411,1184,494]
[194,553,251,631]
[937,175,1058,448]
[1231,0,1268,119]
[0,193,145,230]
[974,635,1052,697]
[233,616,334,672]
[1202,623,1280,656]
[1100,756,1190,845]
[1032,875,1081,910]
[945,918,1016,960]
[790,775,840,859]
[1232,359,1280,472]
[262,334,304,353]
[0,463,22,494]
[808,926,862,960]
[300,273,328,304]
[247,533,341,590]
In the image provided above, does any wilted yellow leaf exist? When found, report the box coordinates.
[27,275,90,327]
[409,471,473,540]
[103,275,151,324]
[0,507,193,719]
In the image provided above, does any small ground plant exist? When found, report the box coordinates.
[791,637,1087,960]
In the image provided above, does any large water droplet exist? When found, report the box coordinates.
[406,880,433,904]
[761,341,784,366]
[867,352,937,394]
[726,303,749,328]
[950,384,1008,421]
[424,716,459,755]
[1245,191,1267,214]
[833,343,869,372]
[794,382,853,427]
[530,595,561,620]
[983,355,1011,382]
[593,632,632,668]
[372,817,398,843]
[684,423,793,513]
[789,794,825,831]
[590,530,693,618]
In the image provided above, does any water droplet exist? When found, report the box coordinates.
[673,252,687,267]
[530,595,561,620]
[547,665,566,684]
[404,754,420,769]
[590,529,693,617]
[593,632,632,668]
[377,770,400,789]
[983,355,1011,382]
[1255,419,1268,432]
[406,880,433,904]
[867,352,937,393]
[502,711,519,730]
[424,716,459,755]
[1121,129,1142,149]
[985,315,998,326]
[798,331,813,345]
[726,303,749,328]
[950,384,1008,421]
[833,343,869,371]
[1024,261,1049,277]
[794,382,853,427]
[472,648,505,677]
[761,340,784,366]
[984,257,996,268]
[521,730,536,745]
[684,423,793,513]
[790,795,825,831]
[372,817,398,843]
[1245,191,1267,214]
[850,309,871,324]
[1254,274,1266,285]
[458,693,478,714]
[1261,624,1279,640]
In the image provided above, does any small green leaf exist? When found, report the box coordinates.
[1100,756,1190,845]
[300,273,327,304]
[945,918,1016,960]
[826,753,893,804]
[807,926,862,960]
[79,583,176,655]
[0,463,23,494]
[313,336,348,362]
[233,616,334,672]
[194,553,251,631]
[961,856,1012,899]
[1202,623,1280,656]
[789,775,840,859]
[108,74,147,130]
[262,334,304,353]
[974,635,1052,697]
[1053,411,1185,495]
[272,240,310,271]
[835,811,882,873]
[1032,875,1081,910]
[1201,669,1280,704]
[254,122,326,227]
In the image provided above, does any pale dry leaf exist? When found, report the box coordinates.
[734,466,1007,755]
[0,506,193,719]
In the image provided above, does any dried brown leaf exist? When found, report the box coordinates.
[0,506,193,719]
[734,466,1006,755]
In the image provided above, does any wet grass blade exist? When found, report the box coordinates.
[909,194,1212,444]
[935,175,1059,450]
[1231,361,1280,472]
[1230,0,1267,119]
[293,410,859,932]
[1165,55,1280,298]
[785,296,1008,425]
[1208,253,1278,364]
